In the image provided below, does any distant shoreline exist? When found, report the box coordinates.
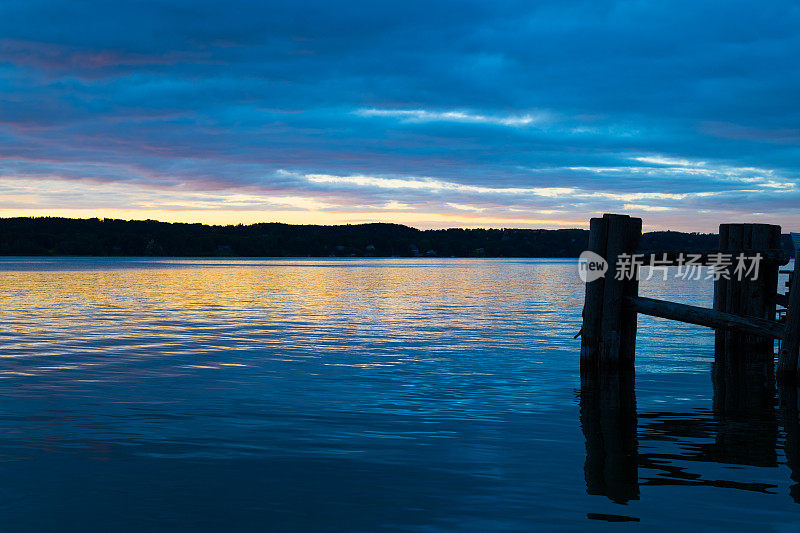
[1,216,789,258]
[0,255,582,260]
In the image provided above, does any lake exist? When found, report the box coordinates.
[0,258,797,531]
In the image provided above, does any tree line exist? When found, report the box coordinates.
[0,216,783,258]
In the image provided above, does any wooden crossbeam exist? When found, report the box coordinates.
[624,296,785,340]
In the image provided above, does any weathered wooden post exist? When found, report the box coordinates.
[713,223,781,385]
[581,214,642,372]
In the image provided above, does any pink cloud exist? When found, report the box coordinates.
[700,121,800,146]
[0,38,208,75]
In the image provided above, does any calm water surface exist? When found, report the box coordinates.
[0,258,797,531]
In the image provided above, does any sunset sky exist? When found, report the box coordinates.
[1,0,798,231]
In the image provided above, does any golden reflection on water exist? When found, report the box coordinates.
[0,259,580,379]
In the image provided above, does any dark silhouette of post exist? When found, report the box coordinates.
[713,224,781,386]
[713,347,777,467]
[581,214,642,372]
[580,369,638,504]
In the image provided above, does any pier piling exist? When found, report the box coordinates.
[581,214,642,372]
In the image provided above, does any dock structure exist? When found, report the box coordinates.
[580,214,800,382]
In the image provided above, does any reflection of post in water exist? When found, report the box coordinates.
[580,370,638,504]
[582,351,785,502]
[712,346,777,467]
[779,383,800,502]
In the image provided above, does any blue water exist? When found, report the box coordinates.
[0,258,796,531]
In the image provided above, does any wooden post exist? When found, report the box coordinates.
[599,214,641,369]
[714,223,780,390]
[581,217,609,372]
[581,214,641,372]
[778,251,800,379]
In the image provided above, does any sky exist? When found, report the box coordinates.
[1,0,798,232]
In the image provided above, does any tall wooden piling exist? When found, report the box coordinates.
[713,223,781,382]
[581,214,642,371]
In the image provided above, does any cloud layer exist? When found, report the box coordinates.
[1,0,799,230]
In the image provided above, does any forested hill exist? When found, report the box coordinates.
[0,217,789,258]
